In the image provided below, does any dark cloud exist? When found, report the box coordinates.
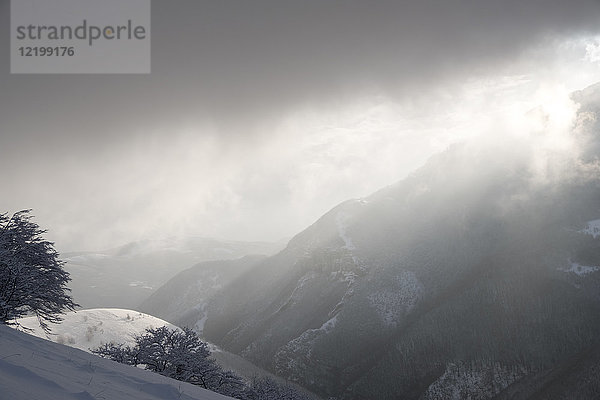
[1,0,599,249]
[2,1,600,139]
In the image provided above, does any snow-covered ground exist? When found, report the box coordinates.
[367,270,424,326]
[560,260,600,277]
[0,324,234,400]
[423,361,528,400]
[14,308,293,394]
[580,219,600,239]
[15,308,179,352]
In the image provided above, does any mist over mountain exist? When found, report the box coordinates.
[63,237,282,310]
[139,255,267,332]
[147,83,600,399]
[5,2,600,399]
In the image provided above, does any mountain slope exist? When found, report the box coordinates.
[139,255,267,331]
[64,237,282,310]
[196,84,600,399]
[0,324,234,400]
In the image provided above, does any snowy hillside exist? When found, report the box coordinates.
[0,324,234,400]
[16,308,178,352]
[15,308,314,397]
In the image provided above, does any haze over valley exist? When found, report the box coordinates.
[3,1,600,399]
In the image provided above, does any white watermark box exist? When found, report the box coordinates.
[11,0,150,74]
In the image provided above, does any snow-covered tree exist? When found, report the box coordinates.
[248,377,314,400]
[94,326,315,399]
[0,210,77,332]
[93,326,251,397]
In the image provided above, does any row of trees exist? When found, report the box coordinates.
[93,325,314,400]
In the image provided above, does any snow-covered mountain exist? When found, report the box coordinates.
[0,323,234,400]
[16,308,178,352]
[63,237,282,310]
[147,83,600,399]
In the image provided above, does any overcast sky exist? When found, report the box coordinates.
[1,0,600,251]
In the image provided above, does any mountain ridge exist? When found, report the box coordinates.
[150,83,600,399]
